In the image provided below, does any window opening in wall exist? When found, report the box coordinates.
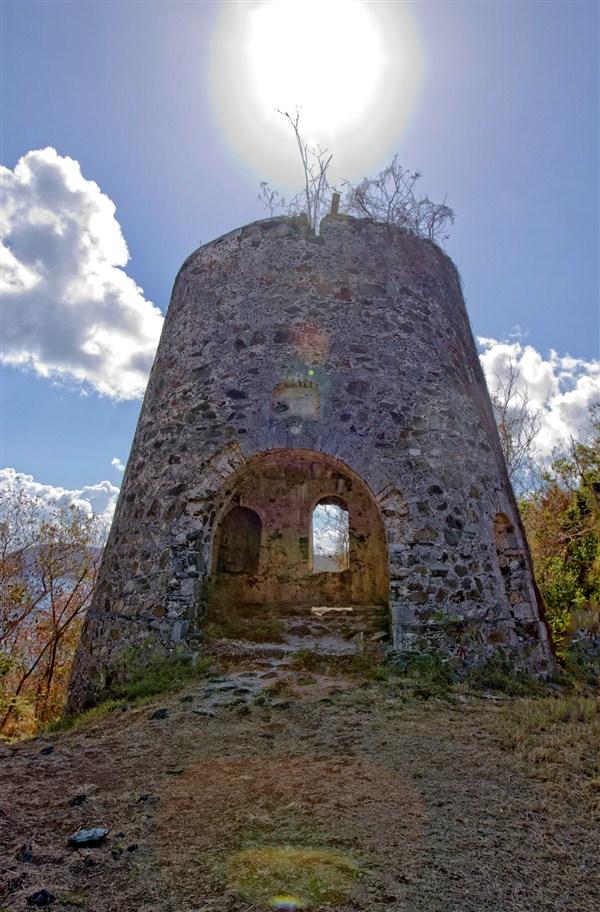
[312,498,349,573]
[272,380,320,419]
[216,505,261,574]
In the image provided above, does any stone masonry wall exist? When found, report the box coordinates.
[68,215,554,710]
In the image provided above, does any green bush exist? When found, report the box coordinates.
[45,699,126,734]
[463,656,544,696]
[559,639,600,688]
[108,649,212,701]
[386,650,456,696]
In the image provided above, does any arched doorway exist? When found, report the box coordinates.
[207,449,389,615]
[216,505,262,575]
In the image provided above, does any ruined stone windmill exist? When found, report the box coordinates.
[68,211,553,709]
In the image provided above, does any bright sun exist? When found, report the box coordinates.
[210,0,423,186]
[248,0,382,137]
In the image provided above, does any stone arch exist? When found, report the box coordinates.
[206,448,389,613]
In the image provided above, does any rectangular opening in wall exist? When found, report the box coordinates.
[312,499,349,573]
[272,380,320,419]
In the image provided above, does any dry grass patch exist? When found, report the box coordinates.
[497,694,600,816]
[157,756,423,909]
[206,607,286,643]
[289,648,384,678]
[225,844,360,907]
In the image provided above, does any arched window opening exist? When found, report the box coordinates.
[216,506,261,574]
[312,497,349,573]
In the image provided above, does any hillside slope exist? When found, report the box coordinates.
[1,662,598,912]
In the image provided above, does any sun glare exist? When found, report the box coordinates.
[248,0,381,137]
[210,0,423,185]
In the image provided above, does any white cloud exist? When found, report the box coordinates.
[478,338,600,458]
[0,467,119,526]
[1,148,163,399]
[111,456,125,472]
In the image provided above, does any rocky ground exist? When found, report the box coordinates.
[1,641,599,912]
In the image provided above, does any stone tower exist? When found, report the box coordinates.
[68,215,553,710]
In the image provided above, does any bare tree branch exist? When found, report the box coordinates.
[490,359,542,493]
[258,108,334,234]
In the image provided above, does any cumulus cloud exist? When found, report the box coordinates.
[1,148,163,398]
[478,338,600,459]
[0,467,119,526]
[111,456,125,472]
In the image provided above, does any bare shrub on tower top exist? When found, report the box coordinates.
[258,108,333,233]
[258,112,454,243]
[341,155,455,243]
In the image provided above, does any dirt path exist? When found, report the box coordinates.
[1,668,598,912]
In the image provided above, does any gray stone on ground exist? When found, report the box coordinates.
[67,827,109,848]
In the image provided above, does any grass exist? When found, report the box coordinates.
[206,613,286,643]
[499,692,599,733]
[559,640,600,688]
[497,694,600,814]
[384,651,456,697]
[208,802,364,907]
[225,845,360,907]
[107,651,213,701]
[44,651,213,734]
[462,656,546,696]
[45,698,127,734]
[289,648,385,679]
[287,648,549,700]
[382,651,549,699]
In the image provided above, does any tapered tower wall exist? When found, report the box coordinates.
[68,215,553,710]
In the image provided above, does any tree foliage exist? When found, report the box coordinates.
[520,410,600,650]
[0,484,102,737]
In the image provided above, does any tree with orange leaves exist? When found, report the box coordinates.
[0,483,102,736]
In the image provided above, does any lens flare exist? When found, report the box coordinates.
[270,894,304,910]
[209,0,424,185]
[293,322,329,364]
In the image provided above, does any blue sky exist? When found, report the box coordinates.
[1,0,598,514]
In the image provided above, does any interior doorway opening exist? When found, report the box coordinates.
[208,449,388,611]
[216,505,261,575]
